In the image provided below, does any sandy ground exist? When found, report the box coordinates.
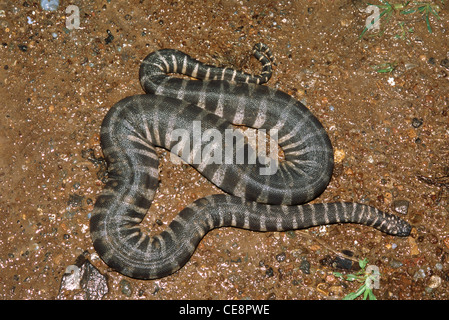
[1,0,448,299]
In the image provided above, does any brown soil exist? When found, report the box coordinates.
[1,0,448,299]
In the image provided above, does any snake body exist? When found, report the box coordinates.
[90,44,411,279]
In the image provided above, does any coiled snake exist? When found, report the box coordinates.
[90,44,411,279]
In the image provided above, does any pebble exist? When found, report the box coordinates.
[392,199,410,215]
[105,30,114,44]
[266,292,276,300]
[329,285,343,296]
[334,149,345,163]
[427,275,442,289]
[67,193,84,207]
[413,268,426,280]
[40,0,59,11]
[408,236,420,255]
[411,118,423,128]
[325,274,337,284]
[56,254,108,300]
[291,248,303,258]
[265,267,274,278]
[299,258,310,274]
[333,255,353,270]
[120,279,133,297]
[441,58,449,70]
[389,259,403,269]
[275,252,286,262]
[404,63,418,70]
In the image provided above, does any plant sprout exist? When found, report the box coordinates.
[360,0,443,38]
[334,258,380,300]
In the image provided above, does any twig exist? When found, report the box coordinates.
[296,230,360,263]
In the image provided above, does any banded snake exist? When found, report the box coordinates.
[90,44,411,279]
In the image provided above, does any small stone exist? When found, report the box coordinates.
[408,237,420,255]
[120,279,132,297]
[275,252,286,262]
[411,118,423,128]
[404,63,418,70]
[334,149,345,163]
[334,255,353,270]
[40,0,60,11]
[325,274,337,284]
[392,199,410,215]
[384,192,393,204]
[329,285,343,296]
[265,267,274,277]
[266,292,276,300]
[299,258,310,274]
[291,248,303,258]
[340,19,351,27]
[56,253,108,300]
[413,268,426,280]
[286,230,296,238]
[67,193,84,207]
[389,259,403,269]
[427,275,442,289]
[105,29,114,44]
[441,58,449,70]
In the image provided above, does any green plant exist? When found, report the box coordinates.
[372,61,397,73]
[401,1,443,33]
[360,0,444,38]
[334,258,379,300]
[395,21,414,40]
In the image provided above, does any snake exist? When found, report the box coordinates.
[90,43,411,280]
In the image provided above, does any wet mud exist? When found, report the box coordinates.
[0,0,448,299]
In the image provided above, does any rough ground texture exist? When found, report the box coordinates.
[0,0,448,299]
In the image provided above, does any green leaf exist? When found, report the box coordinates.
[372,62,396,73]
[342,291,359,300]
[363,287,377,300]
[401,8,417,14]
[349,283,368,300]
[425,12,432,33]
[363,287,370,300]
[359,258,369,269]
[346,274,358,281]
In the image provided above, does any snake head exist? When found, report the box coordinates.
[382,214,412,237]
